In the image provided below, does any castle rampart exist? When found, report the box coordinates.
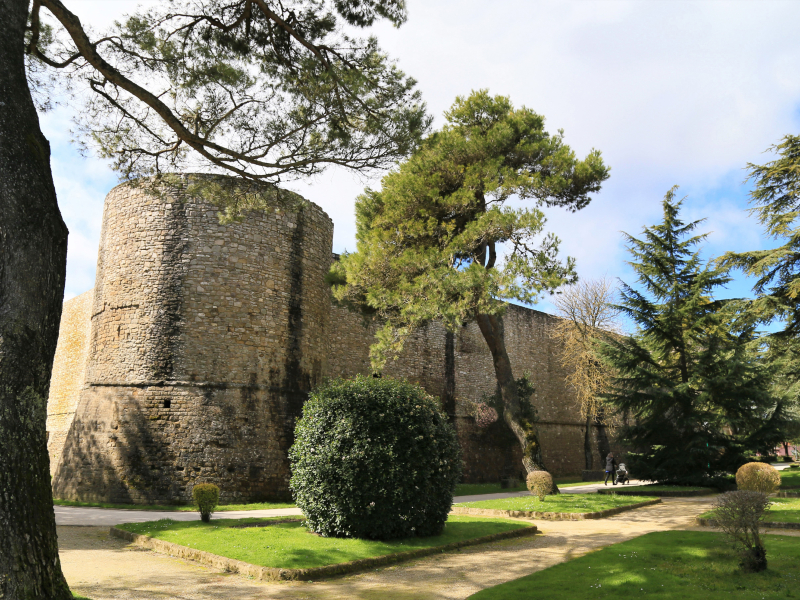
[52,178,333,503]
[46,290,93,475]
[48,178,613,503]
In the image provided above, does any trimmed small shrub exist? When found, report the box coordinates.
[289,376,462,540]
[712,490,771,572]
[192,483,219,523]
[526,471,553,501]
[736,462,781,493]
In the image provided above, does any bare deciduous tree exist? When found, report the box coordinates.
[712,491,771,572]
[551,277,621,470]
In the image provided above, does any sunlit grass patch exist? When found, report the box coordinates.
[701,496,800,524]
[602,484,715,495]
[780,469,800,488]
[454,493,653,513]
[453,479,602,497]
[468,531,800,599]
[116,515,532,570]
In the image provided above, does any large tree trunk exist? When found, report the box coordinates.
[476,313,558,492]
[0,1,73,598]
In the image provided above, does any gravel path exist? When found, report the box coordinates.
[54,482,643,527]
[60,496,713,600]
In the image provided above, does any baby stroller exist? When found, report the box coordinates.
[615,463,630,485]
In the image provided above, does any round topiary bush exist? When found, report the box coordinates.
[192,483,219,522]
[526,471,553,501]
[736,462,781,494]
[289,376,462,540]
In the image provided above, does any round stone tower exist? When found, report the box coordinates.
[52,176,333,503]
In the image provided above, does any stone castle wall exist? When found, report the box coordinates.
[46,290,93,475]
[52,178,333,503]
[326,305,612,481]
[48,178,614,504]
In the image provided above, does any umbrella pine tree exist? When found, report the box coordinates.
[332,91,609,477]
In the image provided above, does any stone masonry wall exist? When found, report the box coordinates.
[47,177,616,504]
[46,289,93,475]
[52,178,333,503]
[326,303,611,480]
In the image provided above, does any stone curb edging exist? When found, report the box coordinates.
[596,488,715,497]
[449,498,661,520]
[109,523,539,581]
[695,517,800,530]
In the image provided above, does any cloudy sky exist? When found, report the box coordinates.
[41,0,800,323]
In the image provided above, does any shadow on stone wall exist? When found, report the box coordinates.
[52,384,307,504]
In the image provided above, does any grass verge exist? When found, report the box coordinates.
[454,480,602,497]
[700,497,800,524]
[467,530,800,599]
[455,483,527,495]
[781,469,800,489]
[454,493,653,513]
[116,515,532,570]
[53,499,295,511]
[597,484,715,496]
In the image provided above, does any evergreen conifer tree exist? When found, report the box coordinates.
[332,91,609,477]
[602,187,776,485]
[720,135,800,337]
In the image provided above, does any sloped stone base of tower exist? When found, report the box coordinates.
[52,383,302,503]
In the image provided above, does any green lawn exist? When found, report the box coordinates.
[54,499,295,511]
[468,531,800,599]
[701,497,800,525]
[454,480,602,497]
[454,493,653,513]
[116,515,532,569]
[780,469,800,488]
[762,498,800,524]
[454,483,528,496]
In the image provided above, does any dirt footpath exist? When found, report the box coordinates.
[60,497,714,600]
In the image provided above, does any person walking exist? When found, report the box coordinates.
[604,452,617,485]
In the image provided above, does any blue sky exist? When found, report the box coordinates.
[40,0,800,326]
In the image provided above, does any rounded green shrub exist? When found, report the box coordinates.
[192,483,219,522]
[526,471,553,501]
[736,462,780,493]
[289,376,462,540]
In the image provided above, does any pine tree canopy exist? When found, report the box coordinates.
[331,90,610,369]
[26,0,429,183]
[602,187,780,485]
[720,134,800,337]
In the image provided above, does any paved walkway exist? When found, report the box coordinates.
[55,481,644,526]
[60,495,714,600]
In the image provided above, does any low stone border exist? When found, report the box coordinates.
[596,487,715,497]
[109,523,539,581]
[449,498,660,520]
[695,517,800,530]
[777,491,800,498]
